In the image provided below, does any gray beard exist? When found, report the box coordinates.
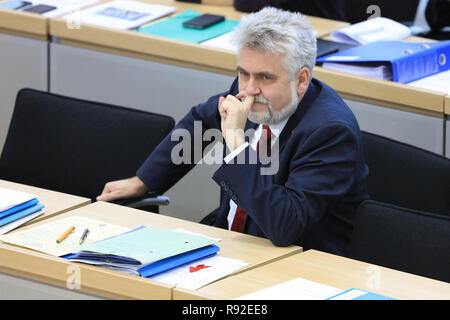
[248,83,300,125]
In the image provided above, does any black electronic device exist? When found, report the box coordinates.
[183,14,225,29]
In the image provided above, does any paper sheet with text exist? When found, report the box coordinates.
[0,216,130,257]
[151,255,249,290]
[0,188,36,212]
[236,277,344,300]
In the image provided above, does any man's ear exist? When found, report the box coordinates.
[295,67,310,97]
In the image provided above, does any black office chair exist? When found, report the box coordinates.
[0,88,175,212]
[347,200,450,283]
[361,131,450,217]
[344,0,420,25]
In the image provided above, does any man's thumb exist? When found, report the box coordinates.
[243,95,254,109]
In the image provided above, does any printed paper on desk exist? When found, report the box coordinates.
[236,277,343,300]
[0,216,130,257]
[201,32,237,52]
[408,70,450,94]
[173,228,221,242]
[331,17,411,45]
[150,255,249,290]
[0,188,37,212]
[62,0,176,30]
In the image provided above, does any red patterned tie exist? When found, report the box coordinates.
[231,125,272,232]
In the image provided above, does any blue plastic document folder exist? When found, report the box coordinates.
[327,288,397,300]
[66,225,219,276]
[137,9,239,43]
[138,244,219,277]
[0,198,39,219]
[317,40,450,83]
[0,203,44,226]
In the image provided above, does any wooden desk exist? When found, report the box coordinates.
[0,7,48,40]
[0,179,90,223]
[174,249,450,300]
[0,201,300,299]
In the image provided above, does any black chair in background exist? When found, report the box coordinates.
[347,200,450,283]
[361,131,450,217]
[0,88,175,212]
[344,0,420,25]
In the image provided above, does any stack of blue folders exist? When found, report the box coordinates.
[317,40,450,83]
[65,225,220,277]
[0,188,45,234]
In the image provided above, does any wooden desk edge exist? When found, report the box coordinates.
[50,18,238,74]
[0,9,48,38]
[32,199,91,224]
[445,95,450,116]
[313,67,445,116]
[0,243,173,299]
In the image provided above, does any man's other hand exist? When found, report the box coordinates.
[96,176,148,202]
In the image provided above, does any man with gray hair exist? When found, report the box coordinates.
[97,7,369,256]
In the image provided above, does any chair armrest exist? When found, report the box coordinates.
[111,192,170,209]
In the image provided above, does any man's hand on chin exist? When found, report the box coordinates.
[218,92,254,152]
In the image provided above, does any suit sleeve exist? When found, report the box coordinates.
[212,122,358,246]
[136,95,223,195]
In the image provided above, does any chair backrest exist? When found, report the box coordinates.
[0,88,175,201]
[344,0,420,24]
[347,200,450,283]
[361,131,450,216]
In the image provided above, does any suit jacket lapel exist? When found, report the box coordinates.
[278,80,319,153]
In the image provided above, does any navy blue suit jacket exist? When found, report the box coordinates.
[137,78,369,256]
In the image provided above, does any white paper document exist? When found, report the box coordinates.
[173,228,221,243]
[408,70,450,94]
[201,32,237,52]
[62,0,177,30]
[236,277,343,300]
[150,255,250,290]
[0,216,130,256]
[0,188,37,213]
[331,17,412,45]
[322,62,393,81]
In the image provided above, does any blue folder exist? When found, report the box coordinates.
[64,244,219,277]
[0,198,39,219]
[316,40,450,83]
[139,244,219,277]
[326,288,397,300]
[0,203,44,226]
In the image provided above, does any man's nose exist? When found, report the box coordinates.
[246,78,261,96]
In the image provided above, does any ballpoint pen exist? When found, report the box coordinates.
[79,228,90,245]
